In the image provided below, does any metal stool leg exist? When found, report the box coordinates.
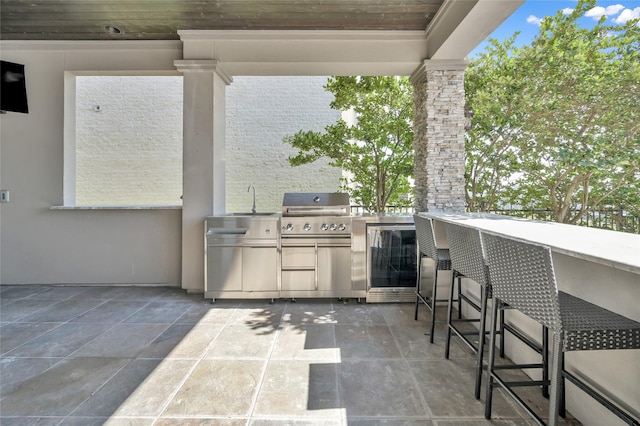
[485,298,500,419]
[499,307,506,358]
[559,351,566,418]
[548,333,563,426]
[475,284,489,400]
[542,325,549,398]
[444,270,456,358]
[429,265,438,343]
[414,253,422,321]
[457,275,463,319]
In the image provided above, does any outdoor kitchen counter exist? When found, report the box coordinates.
[420,211,640,426]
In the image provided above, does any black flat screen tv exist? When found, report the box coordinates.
[1,60,29,114]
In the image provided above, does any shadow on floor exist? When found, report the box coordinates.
[0,285,578,425]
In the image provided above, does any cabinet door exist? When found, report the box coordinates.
[243,246,278,292]
[207,246,243,292]
[281,270,316,291]
[317,246,351,292]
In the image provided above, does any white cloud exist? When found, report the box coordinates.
[526,15,543,26]
[562,8,574,15]
[585,4,625,20]
[613,7,640,24]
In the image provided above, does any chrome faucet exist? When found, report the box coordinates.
[247,184,256,214]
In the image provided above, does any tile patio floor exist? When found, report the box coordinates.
[0,285,580,425]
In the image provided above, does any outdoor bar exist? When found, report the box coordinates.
[420,211,640,426]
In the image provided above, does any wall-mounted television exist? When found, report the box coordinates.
[1,60,29,114]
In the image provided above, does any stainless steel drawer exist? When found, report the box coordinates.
[281,247,315,269]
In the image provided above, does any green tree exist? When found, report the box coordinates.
[283,76,414,213]
[466,0,640,224]
[464,35,528,212]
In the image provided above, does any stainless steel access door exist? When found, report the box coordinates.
[206,229,247,293]
[205,218,278,298]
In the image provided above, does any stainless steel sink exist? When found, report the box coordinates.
[229,212,276,216]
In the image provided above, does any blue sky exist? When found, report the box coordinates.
[469,0,640,57]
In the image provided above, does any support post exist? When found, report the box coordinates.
[411,59,467,213]
[174,59,232,292]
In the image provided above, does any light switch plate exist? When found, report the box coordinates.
[0,190,10,203]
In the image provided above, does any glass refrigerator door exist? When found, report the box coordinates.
[368,225,417,288]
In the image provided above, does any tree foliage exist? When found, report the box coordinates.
[466,0,640,223]
[283,76,414,212]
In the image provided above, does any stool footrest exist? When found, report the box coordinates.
[451,328,482,336]
[501,379,549,388]
[459,293,482,312]
[493,363,545,371]
[487,373,546,425]
[563,369,640,426]
[416,292,450,309]
[448,325,481,354]
[450,318,480,324]
[503,323,544,355]
[416,292,433,312]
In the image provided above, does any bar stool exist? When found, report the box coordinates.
[414,214,455,343]
[443,223,548,400]
[482,232,640,426]
[443,223,495,399]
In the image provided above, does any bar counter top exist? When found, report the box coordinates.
[419,212,640,276]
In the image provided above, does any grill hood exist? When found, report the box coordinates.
[282,192,350,216]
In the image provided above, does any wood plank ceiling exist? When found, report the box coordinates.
[0,0,444,41]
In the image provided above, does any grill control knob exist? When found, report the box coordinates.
[321,223,329,231]
[338,223,346,231]
[304,223,312,231]
[285,223,294,232]
[330,223,338,231]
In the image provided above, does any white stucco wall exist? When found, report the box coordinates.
[0,42,184,286]
[225,76,342,213]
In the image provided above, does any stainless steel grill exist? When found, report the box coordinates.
[279,192,353,298]
[281,193,351,236]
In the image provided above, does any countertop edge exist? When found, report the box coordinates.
[51,205,182,210]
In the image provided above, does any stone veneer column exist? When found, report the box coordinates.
[174,59,232,293]
[410,59,467,213]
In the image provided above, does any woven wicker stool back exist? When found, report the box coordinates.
[483,233,561,332]
[444,223,489,288]
[414,214,437,261]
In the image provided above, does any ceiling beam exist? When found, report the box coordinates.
[426,0,525,59]
[178,30,430,76]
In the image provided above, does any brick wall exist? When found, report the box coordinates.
[75,76,184,206]
[75,75,341,210]
[225,76,342,213]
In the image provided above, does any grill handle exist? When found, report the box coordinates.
[206,228,248,236]
[284,207,349,216]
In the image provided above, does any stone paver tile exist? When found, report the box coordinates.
[163,359,265,417]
